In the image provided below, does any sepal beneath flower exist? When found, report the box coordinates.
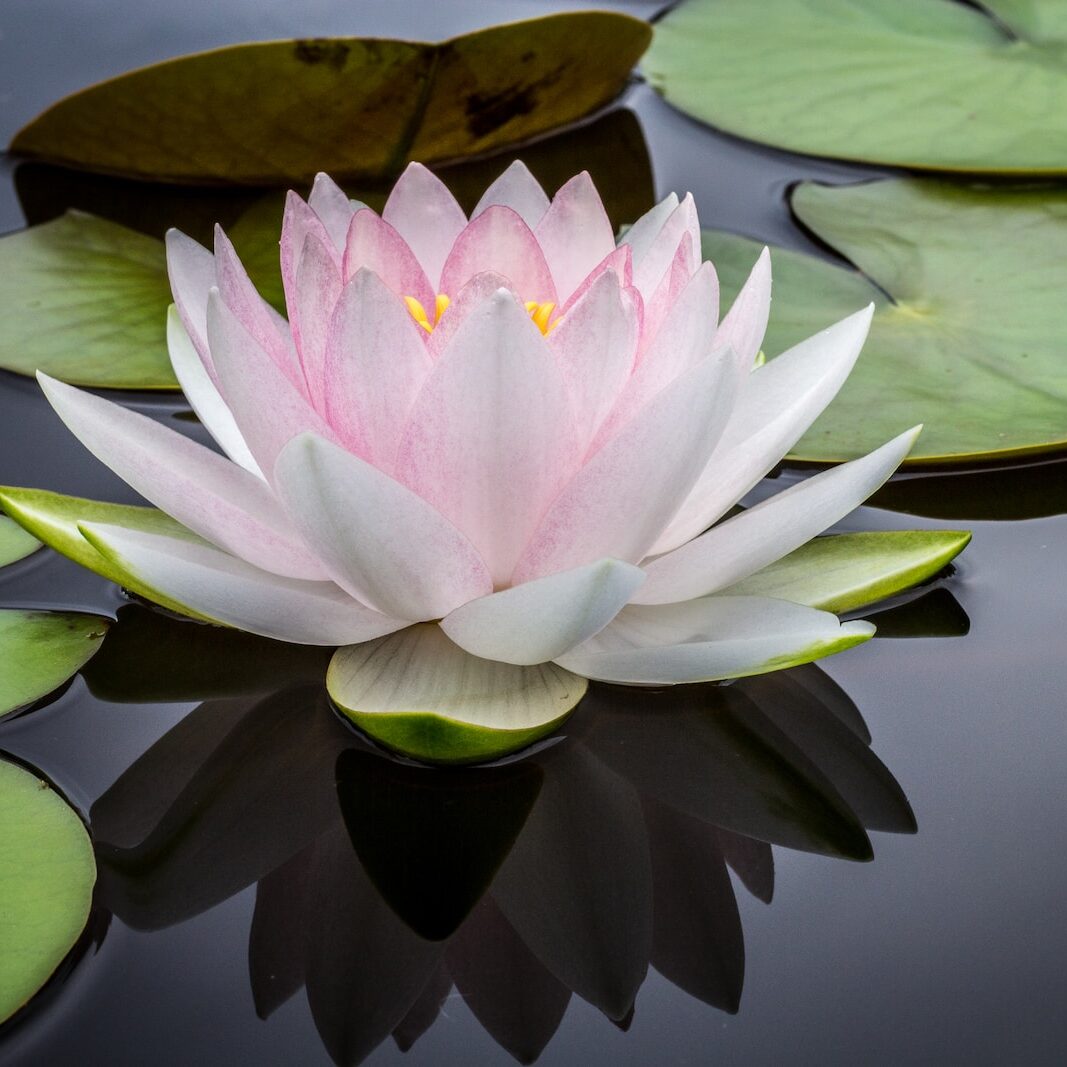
[328,625,588,764]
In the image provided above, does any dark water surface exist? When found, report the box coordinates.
[2,2,1066,1065]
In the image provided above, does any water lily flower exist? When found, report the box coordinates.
[4,162,949,758]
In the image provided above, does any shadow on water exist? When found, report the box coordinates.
[77,608,916,1065]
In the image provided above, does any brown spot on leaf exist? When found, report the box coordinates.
[293,39,351,71]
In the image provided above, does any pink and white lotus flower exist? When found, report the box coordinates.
[12,163,933,758]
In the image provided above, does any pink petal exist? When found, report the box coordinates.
[472,160,550,229]
[207,290,337,481]
[381,162,468,290]
[37,373,326,580]
[275,433,493,621]
[439,206,556,304]
[394,290,580,586]
[426,271,510,361]
[512,352,738,584]
[549,269,639,450]
[213,225,303,392]
[639,230,699,352]
[560,245,633,314]
[280,190,340,311]
[631,194,700,300]
[535,172,616,304]
[291,232,343,411]
[322,269,434,472]
[342,208,436,312]
[308,172,359,252]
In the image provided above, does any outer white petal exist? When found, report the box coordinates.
[712,246,771,372]
[79,523,406,646]
[513,350,738,584]
[274,433,493,622]
[651,305,875,555]
[555,596,875,684]
[441,559,646,665]
[618,193,679,264]
[165,228,216,363]
[166,305,261,478]
[37,373,326,580]
[634,427,921,605]
[472,160,550,229]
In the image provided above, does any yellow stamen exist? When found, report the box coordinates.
[531,301,556,334]
[403,295,433,333]
[434,293,451,323]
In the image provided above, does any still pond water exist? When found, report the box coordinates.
[1,1,1066,1064]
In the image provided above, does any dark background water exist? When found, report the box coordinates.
[1,2,1066,1064]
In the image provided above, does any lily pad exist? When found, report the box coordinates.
[328,625,588,765]
[0,517,40,568]
[0,488,208,620]
[705,179,1067,463]
[0,756,96,1024]
[645,0,1067,173]
[722,531,970,613]
[10,13,651,185]
[0,212,176,389]
[0,610,109,717]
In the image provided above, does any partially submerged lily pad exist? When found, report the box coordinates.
[706,179,1067,463]
[0,610,109,717]
[10,13,651,184]
[0,212,176,389]
[0,756,96,1024]
[328,625,588,765]
[646,0,1067,173]
[0,517,40,568]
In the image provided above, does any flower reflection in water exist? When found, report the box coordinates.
[85,606,918,1064]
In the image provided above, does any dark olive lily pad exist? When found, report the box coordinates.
[0,609,110,716]
[0,517,40,568]
[646,0,1067,173]
[705,179,1067,464]
[10,13,651,184]
[0,756,96,1024]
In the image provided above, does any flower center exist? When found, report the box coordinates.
[403,293,560,336]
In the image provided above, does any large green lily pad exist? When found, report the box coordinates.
[0,756,96,1024]
[645,0,1067,173]
[0,610,110,716]
[0,212,176,389]
[10,13,650,185]
[0,517,40,568]
[705,179,1067,464]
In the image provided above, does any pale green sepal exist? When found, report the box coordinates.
[0,517,40,568]
[0,757,96,1024]
[721,531,971,613]
[0,610,110,716]
[748,625,876,679]
[0,487,214,622]
[328,625,588,765]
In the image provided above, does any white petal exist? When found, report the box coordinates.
[441,559,646,665]
[274,433,493,621]
[166,305,261,478]
[634,427,920,605]
[513,351,738,583]
[80,523,405,646]
[712,246,770,372]
[618,194,679,265]
[651,305,875,555]
[556,596,875,684]
[472,160,550,229]
[165,228,216,365]
[37,373,325,580]
[309,172,359,251]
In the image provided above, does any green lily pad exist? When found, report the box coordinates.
[0,517,40,568]
[0,610,110,716]
[645,0,1067,173]
[0,756,96,1024]
[0,487,210,620]
[705,178,1067,463]
[721,531,970,614]
[10,13,651,185]
[0,212,176,389]
[328,625,588,765]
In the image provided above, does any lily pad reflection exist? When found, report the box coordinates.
[91,654,916,1062]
